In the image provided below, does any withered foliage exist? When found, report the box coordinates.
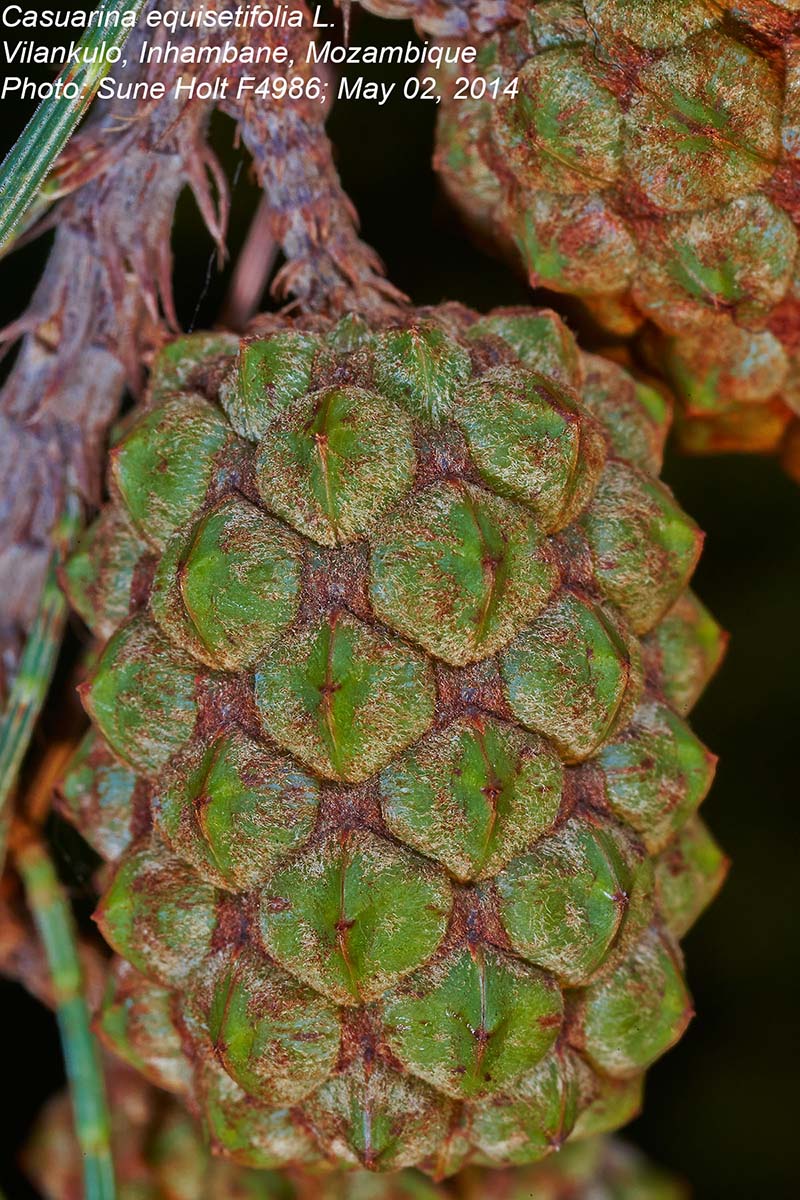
[356,0,522,37]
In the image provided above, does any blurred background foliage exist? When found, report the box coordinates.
[0,7,798,1198]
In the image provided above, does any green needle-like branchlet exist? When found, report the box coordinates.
[0,492,82,869]
[17,837,115,1200]
[0,0,144,250]
[0,492,105,1193]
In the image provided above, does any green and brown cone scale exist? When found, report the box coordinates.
[434,0,800,460]
[59,305,727,1176]
[25,1064,685,1200]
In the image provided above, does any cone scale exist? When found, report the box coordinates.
[434,1,800,456]
[60,305,726,1174]
[24,1066,687,1200]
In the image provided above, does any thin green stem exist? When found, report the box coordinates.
[17,838,115,1200]
[0,492,82,869]
[0,0,145,250]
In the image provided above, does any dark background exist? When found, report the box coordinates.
[1,6,798,1198]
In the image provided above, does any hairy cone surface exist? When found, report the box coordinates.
[435,0,800,456]
[61,305,726,1174]
[24,1063,685,1200]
